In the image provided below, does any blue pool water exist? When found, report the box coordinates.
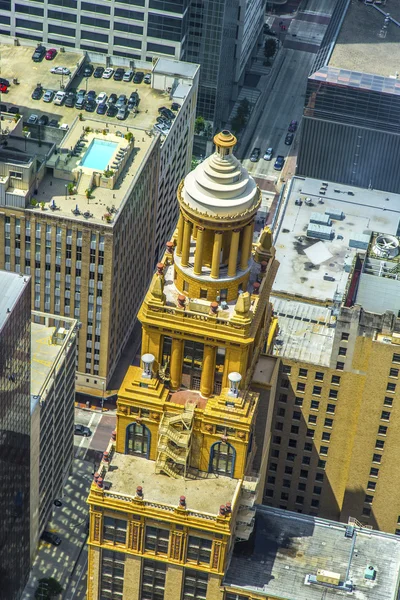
[81,139,118,170]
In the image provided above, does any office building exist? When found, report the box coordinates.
[0,48,198,394]
[298,0,400,193]
[86,130,280,599]
[0,271,31,600]
[264,176,400,534]
[0,0,263,128]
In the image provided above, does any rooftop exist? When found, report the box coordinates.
[102,452,240,518]
[0,271,29,331]
[273,177,400,304]
[153,58,199,79]
[328,0,400,79]
[224,506,400,600]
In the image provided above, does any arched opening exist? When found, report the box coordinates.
[125,422,151,458]
[208,441,236,477]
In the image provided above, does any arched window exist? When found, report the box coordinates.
[125,423,151,458]
[209,441,236,477]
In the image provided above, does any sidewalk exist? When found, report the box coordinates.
[22,459,93,600]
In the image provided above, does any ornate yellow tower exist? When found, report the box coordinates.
[86,131,279,600]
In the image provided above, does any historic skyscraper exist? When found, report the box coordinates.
[86,131,279,600]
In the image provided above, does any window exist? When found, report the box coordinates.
[315,472,324,482]
[279,393,287,403]
[282,479,291,488]
[311,499,319,508]
[126,423,150,457]
[187,536,212,565]
[308,415,317,424]
[310,400,320,410]
[103,517,127,545]
[306,429,315,438]
[288,439,297,448]
[141,559,166,600]
[367,481,376,491]
[390,368,399,377]
[315,372,324,381]
[362,508,371,516]
[327,404,336,414]
[336,362,344,370]
[277,407,286,417]
[329,389,338,399]
[302,456,311,465]
[267,476,275,484]
[331,375,341,384]
[338,347,347,356]
[304,442,312,451]
[370,467,379,477]
[295,397,303,406]
[381,412,390,422]
[299,368,308,377]
[322,432,331,441]
[280,378,289,389]
[300,469,308,478]
[182,569,208,600]
[281,492,289,501]
[375,440,385,449]
[200,288,207,299]
[384,397,393,406]
[372,454,382,463]
[365,495,374,504]
[282,365,291,374]
[296,382,306,392]
[269,462,277,471]
[318,460,326,469]
[291,425,299,434]
[265,489,273,498]
[209,442,235,477]
[275,421,283,431]
[271,449,279,458]
[296,495,304,504]
[387,383,396,392]
[324,418,333,427]
[183,340,204,370]
[341,332,349,341]
[286,452,296,462]
[225,594,249,600]
[313,486,322,495]
[292,411,301,420]
[100,550,125,598]
[298,482,306,491]
[378,425,388,435]
[320,446,328,455]
[272,436,281,445]
[312,386,322,395]
[144,527,169,555]
[393,353,400,363]
[284,466,293,474]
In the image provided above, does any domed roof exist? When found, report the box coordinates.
[180,130,260,219]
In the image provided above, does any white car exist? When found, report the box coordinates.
[263,147,273,161]
[123,70,133,82]
[102,68,114,79]
[50,66,71,75]
[96,92,107,104]
[53,91,66,105]
[154,123,169,135]
[144,73,151,84]
[27,114,39,125]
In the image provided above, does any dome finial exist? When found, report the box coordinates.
[213,130,237,158]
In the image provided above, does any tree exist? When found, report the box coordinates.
[264,38,277,63]
[194,116,205,134]
[35,577,63,599]
[231,98,251,134]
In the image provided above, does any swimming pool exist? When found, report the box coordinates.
[81,139,118,170]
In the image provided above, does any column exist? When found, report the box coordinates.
[181,220,193,268]
[170,338,184,390]
[193,227,205,275]
[200,345,216,398]
[228,229,241,277]
[176,213,184,256]
[240,222,253,271]
[210,231,223,279]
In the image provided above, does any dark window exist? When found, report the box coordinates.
[304,442,312,451]
[322,432,331,441]
[375,439,385,449]
[149,0,185,13]
[48,0,77,6]
[324,418,333,427]
[114,21,144,35]
[282,365,291,374]
[297,382,305,392]
[16,17,42,29]
[282,479,291,488]
[315,472,324,482]
[327,404,335,414]
[372,454,381,463]
[291,425,299,434]
[144,526,169,554]
[302,456,311,465]
[275,421,283,431]
[329,390,338,400]
[148,12,183,42]
[81,15,109,28]
[381,412,390,421]
[306,429,315,438]
[390,368,399,377]
[81,29,108,42]
[315,371,324,381]
[16,3,43,15]
[284,466,292,474]
[277,407,285,417]
[298,482,306,491]
[279,393,287,403]
[183,340,204,370]
[100,550,125,597]
[331,375,340,384]
[267,476,275,484]
[296,495,304,504]
[341,332,349,341]
[209,442,235,477]
[280,378,289,389]
[311,499,319,508]
[288,439,297,448]
[300,469,308,478]
[292,411,301,420]
[378,425,388,435]
[82,0,110,12]
[299,368,308,377]
[365,495,374,504]
[269,462,277,472]
[271,449,279,458]
[312,386,321,395]
[370,467,379,477]
[280,492,289,501]
[393,353,400,363]
[363,508,371,516]
[294,397,303,406]
[336,362,344,370]
[320,446,328,455]
[147,41,175,55]
[387,383,396,392]
[265,489,273,498]
[187,536,212,565]
[272,436,281,444]
[308,415,317,424]
[126,422,150,457]
[367,481,376,490]
[317,460,326,469]
[141,559,166,600]
[286,452,296,462]
[182,569,208,600]
[48,23,75,36]
[103,517,127,545]
[338,347,347,356]
[115,6,144,19]
[384,397,393,406]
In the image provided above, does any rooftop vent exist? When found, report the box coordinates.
[141,353,155,379]
[228,372,242,397]
[373,234,399,258]
[364,565,376,581]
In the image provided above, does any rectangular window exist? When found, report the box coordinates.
[312,385,321,395]
[320,446,328,455]
[292,411,301,420]
[322,432,331,441]
[302,456,311,465]
[384,397,393,406]
[393,353,400,363]
[279,393,287,403]
[367,481,376,490]
[282,479,291,488]
[280,378,289,388]
[378,425,388,435]
[390,368,399,377]
[267,476,275,484]
[365,495,374,504]
[304,442,312,452]
[315,371,324,381]
[317,460,326,469]
[299,368,308,377]
[375,440,385,449]
[381,411,390,421]
[363,508,371,516]
[286,452,296,462]
[336,362,344,370]
[297,382,305,392]
[338,347,347,356]
[280,492,289,501]
[341,332,349,341]
[282,365,291,374]
[315,472,324,482]
[296,495,304,504]
[331,375,341,384]
[300,469,308,478]
[306,428,315,438]
[291,425,299,434]
[294,397,303,406]
[327,404,336,414]
[144,526,169,555]
[372,454,382,463]
[272,436,281,445]
[277,407,285,417]
[324,418,333,427]
[313,486,322,495]
[311,499,320,508]
[182,569,208,600]
[100,549,125,598]
[370,467,379,477]
[187,536,212,565]
[329,389,338,399]
[387,383,396,392]
[288,439,297,448]
[103,517,127,545]
[308,414,317,423]
[141,559,166,600]
[200,288,207,299]
[284,466,293,474]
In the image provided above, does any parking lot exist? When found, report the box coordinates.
[0,44,164,130]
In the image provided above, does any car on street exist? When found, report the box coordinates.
[31,86,43,100]
[64,92,76,107]
[133,71,144,84]
[27,114,39,125]
[41,531,61,546]
[123,70,133,82]
[83,64,94,78]
[48,119,58,127]
[116,94,127,108]
[38,115,49,126]
[250,147,261,162]
[274,155,285,171]
[32,46,46,62]
[263,147,273,161]
[108,93,117,104]
[113,67,125,81]
[45,48,57,60]
[285,132,294,145]
[96,92,107,104]
[96,102,107,115]
[117,106,128,120]
[94,66,104,78]
[50,66,70,75]
[43,90,54,103]
[288,120,298,132]
[74,424,92,437]
[102,67,114,79]
[144,73,151,84]
[53,91,66,106]
[106,104,118,117]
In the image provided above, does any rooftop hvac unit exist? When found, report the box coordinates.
[325,209,344,221]
[316,570,341,586]
[364,565,376,580]
[373,234,399,258]
[307,223,334,241]
[310,212,332,226]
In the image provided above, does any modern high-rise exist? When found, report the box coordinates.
[0,0,264,128]
[86,130,280,599]
[0,270,31,600]
[0,54,198,394]
[263,175,400,534]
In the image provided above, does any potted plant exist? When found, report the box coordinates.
[124,132,133,143]
[103,169,114,178]
[85,188,93,199]
[40,201,45,210]
[67,182,75,195]
[104,212,112,223]
[30,198,37,207]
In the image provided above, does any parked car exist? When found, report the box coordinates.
[288,119,298,132]
[156,116,171,126]
[106,104,118,117]
[274,155,285,171]
[0,78,10,87]
[41,531,61,546]
[117,106,128,120]
[48,119,58,127]
[285,132,294,145]
[116,94,127,108]
[43,90,54,103]
[144,73,151,84]
[45,48,57,60]
[102,67,114,79]
[31,86,43,100]
[250,147,261,162]
[32,46,46,62]
[96,92,107,104]
[74,424,92,437]
[133,71,144,84]
[50,66,70,75]
[128,91,139,108]
[27,114,39,125]
[113,67,125,81]
[159,107,175,120]
[85,100,96,112]
[0,84,7,93]
[96,102,107,115]
[93,66,104,78]
[108,93,117,104]
[8,106,19,114]
[263,147,273,161]
[53,91,66,106]
[38,115,49,126]
[64,92,76,107]
[123,70,134,82]
[75,97,86,109]
[76,89,86,100]
[154,122,169,135]
[0,103,7,112]
[83,64,94,77]
[171,102,181,111]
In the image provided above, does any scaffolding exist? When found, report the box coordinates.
[155,400,196,479]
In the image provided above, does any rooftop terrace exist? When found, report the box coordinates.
[329,0,400,79]
[224,506,400,600]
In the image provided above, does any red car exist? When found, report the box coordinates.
[0,84,8,93]
[45,48,57,60]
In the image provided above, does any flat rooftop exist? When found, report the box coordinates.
[0,271,29,331]
[329,1,400,79]
[224,506,400,600]
[271,296,335,366]
[273,177,400,303]
[31,322,62,397]
[104,453,240,517]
